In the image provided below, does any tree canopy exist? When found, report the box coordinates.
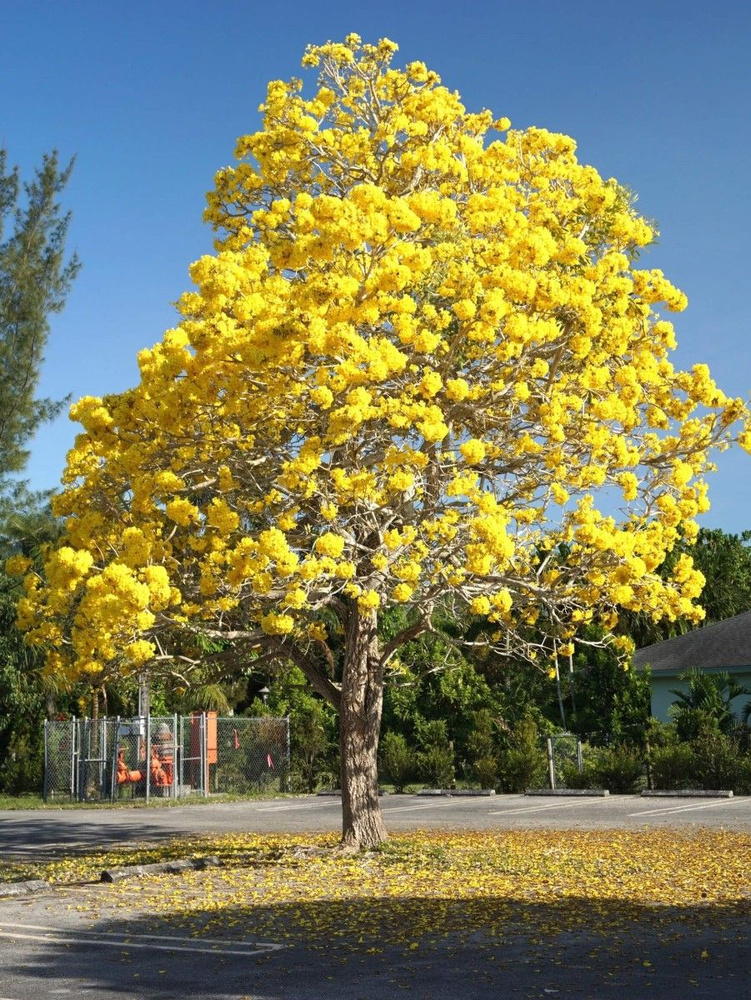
[0,149,79,789]
[0,149,80,506]
[12,36,751,846]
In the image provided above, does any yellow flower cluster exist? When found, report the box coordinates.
[14,34,750,681]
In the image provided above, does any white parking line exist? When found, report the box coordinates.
[2,841,94,852]
[0,922,284,957]
[628,799,737,818]
[488,799,610,816]
[256,801,338,812]
[383,803,454,814]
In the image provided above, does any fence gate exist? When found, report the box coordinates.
[43,714,289,802]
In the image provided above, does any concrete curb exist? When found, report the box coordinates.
[525,788,610,797]
[316,790,389,796]
[100,855,222,883]
[416,789,496,797]
[0,879,50,897]
[640,789,733,798]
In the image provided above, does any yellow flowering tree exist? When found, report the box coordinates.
[13,36,751,848]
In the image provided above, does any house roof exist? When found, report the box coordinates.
[633,609,751,674]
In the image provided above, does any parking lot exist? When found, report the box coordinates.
[2,792,750,861]
[1,795,749,1000]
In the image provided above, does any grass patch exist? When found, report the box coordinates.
[0,790,294,810]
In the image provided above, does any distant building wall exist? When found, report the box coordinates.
[648,666,751,722]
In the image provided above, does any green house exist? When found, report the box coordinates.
[633,609,751,722]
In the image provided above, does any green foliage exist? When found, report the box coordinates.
[681,529,751,624]
[0,721,43,794]
[464,708,500,788]
[736,755,751,795]
[561,628,651,746]
[464,708,496,760]
[415,719,455,789]
[0,573,46,792]
[498,717,547,792]
[649,742,697,790]
[561,744,644,793]
[669,667,751,741]
[647,725,697,790]
[253,665,338,792]
[0,149,79,789]
[646,721,751,793]
[472,756,500,791]
[288,697,335,792]
[690,725,744,791]
[0,149,79,500]
[212,717,289,795]
[378,732,416,793]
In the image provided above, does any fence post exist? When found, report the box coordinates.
[71,717,78,801]
[546,737,556,790]
[201,712,208,796]
[43,720,49,802]
[173,713,178,799]
[145,714,151,804]
[285,715,291,792]
[78,718,88,802]
[110,717,120,802]
[100,717,107,800]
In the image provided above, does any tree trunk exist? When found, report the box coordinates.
[339,606,387,850]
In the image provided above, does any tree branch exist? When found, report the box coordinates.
[380,615,430,667]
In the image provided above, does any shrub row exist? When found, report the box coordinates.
[376,722,751,795]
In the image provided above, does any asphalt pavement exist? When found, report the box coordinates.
[0,794,749,999]
[2,792,751,859]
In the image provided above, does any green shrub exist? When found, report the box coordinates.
[595,745,643,793]
[472,755,499,790]
[735,754,751,795]
[0,730,43,795]
[379,732,416,793]
[559,747,590,789]
[416,720,455,789]
[691,728,743,790]
[499,718,547,792]
[289,698,336,792]
[465,709,499,789]
[649,741,697,790]
[465,709,497,760]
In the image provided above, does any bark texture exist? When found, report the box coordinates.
[339,606,387,849]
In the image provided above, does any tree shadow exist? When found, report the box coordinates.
[6,892,751,999]
[0,814,189,857]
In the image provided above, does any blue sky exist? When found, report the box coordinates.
[3,0,750,532]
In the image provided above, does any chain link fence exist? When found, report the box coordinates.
[543,733,585,789]
[540,732,650,791]
[43,714,289,803]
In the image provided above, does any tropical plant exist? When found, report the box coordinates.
[669,667,751,741]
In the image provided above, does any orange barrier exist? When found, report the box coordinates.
[116,745,173,788]
[149,746,173,787]
[116,747,143,785]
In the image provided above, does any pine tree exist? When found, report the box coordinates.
[0,150,79,791]
[0,149,80,504]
